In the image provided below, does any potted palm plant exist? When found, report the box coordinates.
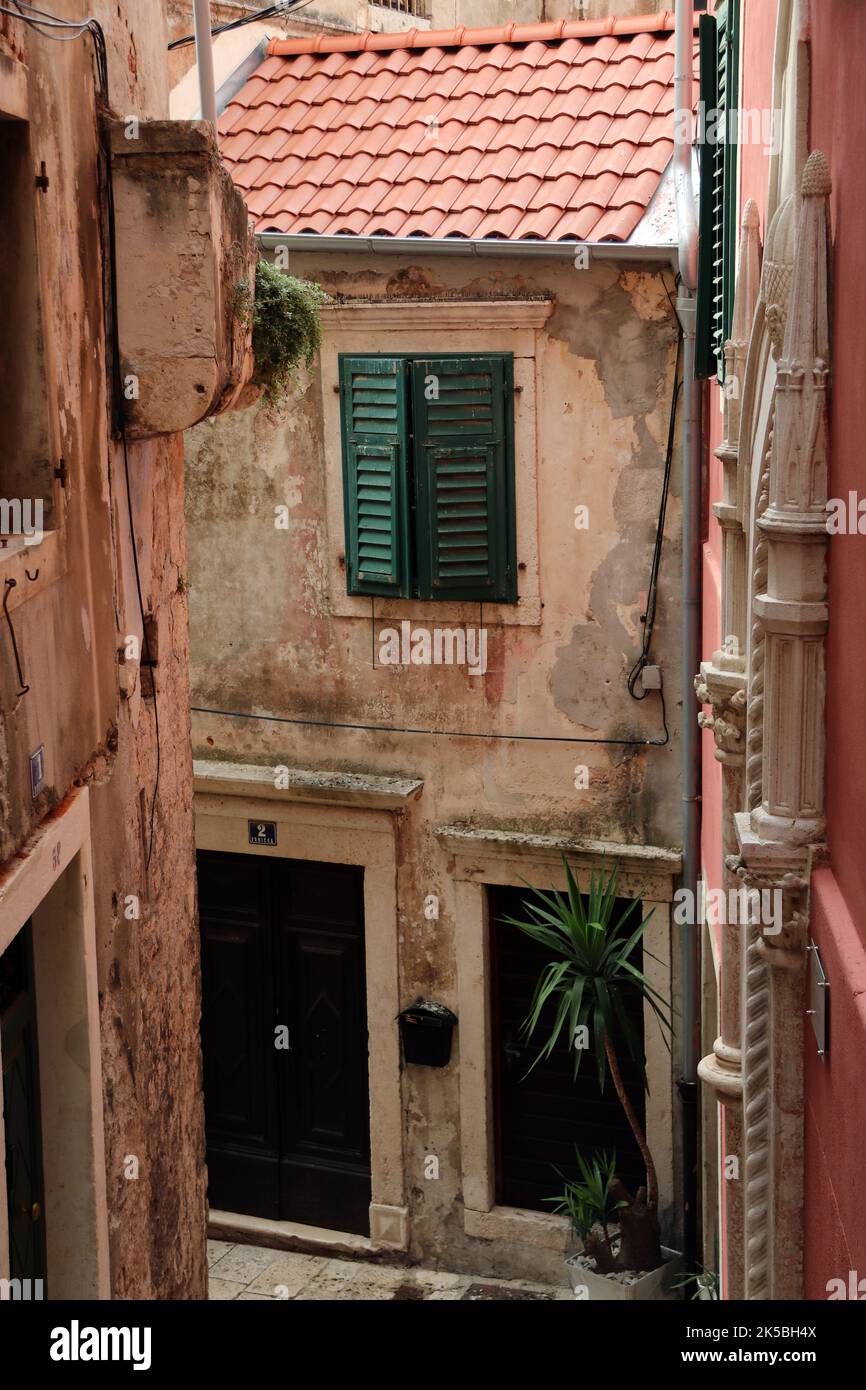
[501,859,679,1300]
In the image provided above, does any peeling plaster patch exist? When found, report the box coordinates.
[551,624,624,730]
[616,602,643,646]
[619,270,672,322]
[631,415,665,472]
[385,265,446,298]
[548,272,676,420]
[612,465,668,545]
[285,475,304,509]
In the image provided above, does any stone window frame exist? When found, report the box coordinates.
[0,53,65,615]
[318,299,553,630]
[0,786,110,1298]
[436,825,681,1252]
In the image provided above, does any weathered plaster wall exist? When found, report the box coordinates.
[188,253,682,842]
[431,0,661,28]
[0,1,206,1299]
[186,250,683,1273]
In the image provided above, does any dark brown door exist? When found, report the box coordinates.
[490,885,647,1211]
[198,851,371,1235]
[1,920,47,1286]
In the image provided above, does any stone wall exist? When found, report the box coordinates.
[0,2,207,1298]
[185,248,684,1274]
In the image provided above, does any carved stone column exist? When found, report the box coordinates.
[695,672,747,1296]
[715,200,762,671]
[695,201,761,1302]
[734,151,832,1301]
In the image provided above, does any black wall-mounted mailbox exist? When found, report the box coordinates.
[398,999,457,1068]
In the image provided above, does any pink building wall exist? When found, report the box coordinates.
[803,0,866,1300]
[703,0,866,1299]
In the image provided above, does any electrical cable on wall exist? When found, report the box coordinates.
[191,703,670,748]
[628,305,682,706]
[168,0,319,51]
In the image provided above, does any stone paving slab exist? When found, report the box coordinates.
[208,1240,571,1301]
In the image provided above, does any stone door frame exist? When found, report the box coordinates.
[0,786,110,1299]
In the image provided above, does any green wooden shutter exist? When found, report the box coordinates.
[340,356,411,597]
[410,355,516,603]
[696,0,740,381]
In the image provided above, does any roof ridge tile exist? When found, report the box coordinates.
[266,11,681,61]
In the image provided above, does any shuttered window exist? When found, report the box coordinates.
[696,0,741,381]
[340,353,516,603]
[340,356,411,597]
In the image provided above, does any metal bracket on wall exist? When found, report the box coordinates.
[806,941,829,1060]
[3,577,30,698]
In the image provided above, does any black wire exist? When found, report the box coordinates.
[190,698,670,747]
[168,1,305,51]
[628,327,683,704]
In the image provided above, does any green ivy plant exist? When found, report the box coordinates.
[236,258,330,415]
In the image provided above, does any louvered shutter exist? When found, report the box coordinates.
[340,356,411,597]
[696,0,740,381]
[411,355,516,603]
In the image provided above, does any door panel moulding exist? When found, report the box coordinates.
[0,787,110,1299]
[194,761,408,1252]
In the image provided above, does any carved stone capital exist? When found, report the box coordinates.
[713,498,740,529]
[695,664,748,766]
[728,820,818,965]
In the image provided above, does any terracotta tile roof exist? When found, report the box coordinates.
[219,11,693,244]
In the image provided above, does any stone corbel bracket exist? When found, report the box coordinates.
[695,664,748,767]
[108,120,256,439]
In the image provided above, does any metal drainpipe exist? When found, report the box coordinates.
[674,0,702,1279]
[193,0,218,133]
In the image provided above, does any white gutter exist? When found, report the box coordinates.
[193,0,218,133]
[256,232,676,265]
[674,0,699,290]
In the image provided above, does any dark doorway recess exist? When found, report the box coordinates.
[1,919,47,1286]
[197,851,371,1236]
[490,884,648,1212]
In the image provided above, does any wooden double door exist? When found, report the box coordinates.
[197,852,371,1235]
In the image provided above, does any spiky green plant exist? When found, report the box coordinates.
[673,1267,720,1300]
[546,1149,626,1263]
[499,858,672,1215]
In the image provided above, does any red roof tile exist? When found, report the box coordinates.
[219,11,694,243]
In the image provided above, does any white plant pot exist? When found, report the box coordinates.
[566,1247,681,1302]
